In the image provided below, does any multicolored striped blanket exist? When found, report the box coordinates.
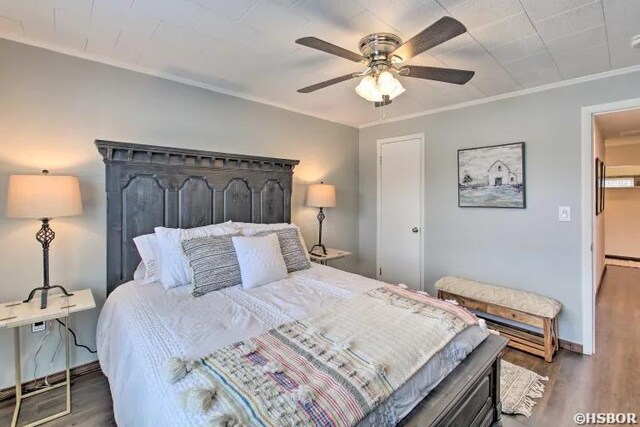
[181,285,478,426]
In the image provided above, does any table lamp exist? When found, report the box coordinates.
[6,170,83,309]
[306,182,336,255]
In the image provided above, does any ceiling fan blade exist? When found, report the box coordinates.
[392,16,467,62]
[401,65,474,85]
[296,37,365,62]
[297,73,360,93]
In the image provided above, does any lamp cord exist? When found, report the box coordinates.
[56,319,97,354]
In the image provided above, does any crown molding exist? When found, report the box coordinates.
[0,35,359,129]
[5,35,640,132]
[359,64,640,129]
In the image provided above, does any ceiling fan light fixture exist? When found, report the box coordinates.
[377,71,396,95]
[356,76,383,102]
[388,79,405,100]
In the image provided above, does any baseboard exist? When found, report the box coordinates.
[0,360,101,402]
[606,254,640,262]
[596,264,607,297]
[559,339,583,354]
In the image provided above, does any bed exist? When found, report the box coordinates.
[95,140,507,427]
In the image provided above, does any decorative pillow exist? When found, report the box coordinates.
[232,234,288,290]
[181,233,242,297]
[133,233,162,284]
[133,262,146,281]
[154,222,239,288]
[252,228,311,273]
[235,222,311,262]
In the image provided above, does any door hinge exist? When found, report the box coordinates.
[379,267,382,276]
[379,156,382,166]
[590,243,593,252]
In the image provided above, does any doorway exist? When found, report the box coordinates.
[376,134,424,290]
[581,97,640,355]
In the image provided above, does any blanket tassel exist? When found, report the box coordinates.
[181,387,217,414]
[164,357,195,384]
[208,412,240,427]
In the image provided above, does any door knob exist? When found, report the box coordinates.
[412,227,419,233]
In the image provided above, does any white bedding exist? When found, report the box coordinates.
[97,264,487,427]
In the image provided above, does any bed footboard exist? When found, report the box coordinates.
[399,334,508,427]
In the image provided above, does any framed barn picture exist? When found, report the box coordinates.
[458,142,526,208]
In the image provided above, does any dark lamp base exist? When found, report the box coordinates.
[309,244,327,255]
[23,285,74,310]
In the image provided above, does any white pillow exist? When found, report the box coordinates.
[133,233,162,284]
[133,262,146,281]
[232,234,288,290]
[155,222,239,288]
[233,222,311,262]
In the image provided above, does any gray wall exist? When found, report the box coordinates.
[0,39,358,389]
[359,70,640,344]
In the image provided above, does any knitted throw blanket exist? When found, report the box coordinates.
[178,285,478,426]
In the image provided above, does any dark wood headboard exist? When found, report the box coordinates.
[96,140,299,294]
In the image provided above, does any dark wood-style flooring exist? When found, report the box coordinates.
[1,266,638,426]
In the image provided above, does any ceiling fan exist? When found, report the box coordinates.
[295,17,475,107]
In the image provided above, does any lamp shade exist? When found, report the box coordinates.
[6,173,83,219]
[307,183,336,208]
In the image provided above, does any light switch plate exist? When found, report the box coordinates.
[31,321,46,333]
[558,206,571,222]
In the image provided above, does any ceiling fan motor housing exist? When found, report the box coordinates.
[358,33,402,67]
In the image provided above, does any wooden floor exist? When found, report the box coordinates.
[502,265,640,427]
[1,266,638,426]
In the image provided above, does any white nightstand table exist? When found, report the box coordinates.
[0,289,95,427]
[309,248,352,266]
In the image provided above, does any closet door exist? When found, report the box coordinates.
[377,135,424,290]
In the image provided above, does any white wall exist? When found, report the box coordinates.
[0,39,359,389]
[359,69,640,345]
[605,142,640,259]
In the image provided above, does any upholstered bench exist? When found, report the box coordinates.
[435,276,562,362]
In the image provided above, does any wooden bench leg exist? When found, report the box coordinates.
[553,318,559,352]
[543,318,553,362]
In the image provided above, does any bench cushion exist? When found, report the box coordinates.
[435,276,562,318]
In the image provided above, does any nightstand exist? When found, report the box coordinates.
[0,289,96,427]
[309,248,352,266]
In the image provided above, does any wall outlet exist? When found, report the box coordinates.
[558,206,571,222]
[31,321,46,333]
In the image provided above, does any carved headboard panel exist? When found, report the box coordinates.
[96,140,299,294]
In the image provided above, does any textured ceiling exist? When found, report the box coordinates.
[1,0,640,127]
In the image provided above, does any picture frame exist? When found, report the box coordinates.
[458,142,526,208]
[595,158,605,216]
[600,160,606,214]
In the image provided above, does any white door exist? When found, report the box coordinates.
[377,135,423,290]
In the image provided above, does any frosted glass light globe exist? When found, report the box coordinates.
[377,71,396,96]
[388,79,406,100]
[356,76,383,102]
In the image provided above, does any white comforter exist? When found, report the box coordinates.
[97,264,487,427]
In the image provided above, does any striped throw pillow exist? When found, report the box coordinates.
[253,228,311,273]
[181,232,242,297]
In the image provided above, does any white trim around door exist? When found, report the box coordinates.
[376,133,426,291]
[580,97,640,356]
